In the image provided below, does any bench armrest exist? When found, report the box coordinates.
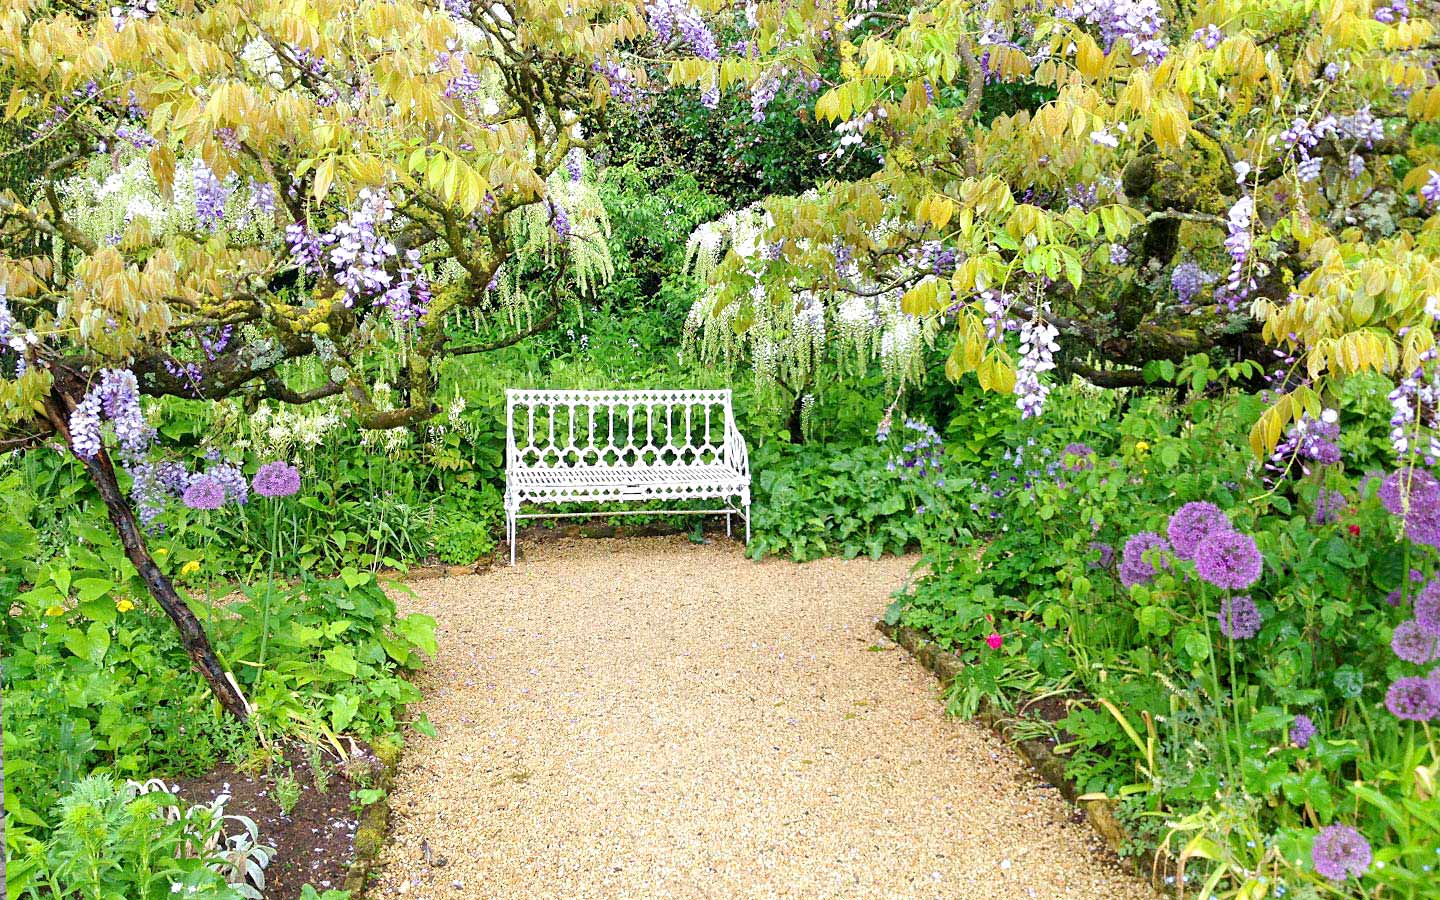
[724,414,749,476]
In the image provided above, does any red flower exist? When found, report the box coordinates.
[1348,524,1361,537]
[985,632,1003,650]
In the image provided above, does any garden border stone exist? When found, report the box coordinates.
[345,740,402,897]
[876,621,1173,895]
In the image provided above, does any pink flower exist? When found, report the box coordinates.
[986,632,1003,650]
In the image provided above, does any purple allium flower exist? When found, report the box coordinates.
[1088,541,1114,569]
[1392,619,1440,663]
[1060,443,1096,471]
[1217,595,1262,639]
[1310,824,1372,881]
[181,475,226,510]
[1120,532,1170,588]
[253,461,301,498]
[1384,675,1440,721]
[1416,581,1440,636]
[1378,468,1440,517]
[1290,713,1316,748]
[1195,530,1263,590]
[1167,501,1232,560]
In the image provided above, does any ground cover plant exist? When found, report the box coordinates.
[3,0,1440,897]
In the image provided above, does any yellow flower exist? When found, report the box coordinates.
[115,598,136,613]
[180,560,201,577]
[1135,441,1151,454]
[154,547,168,557]
[44,604,65,617]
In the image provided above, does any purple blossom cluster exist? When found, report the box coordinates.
[1384,670,1440,721]
[1217,594,1261,639]
[887,417,945,487]
[1374,0,1409,22]
[646,0,718,61]
[253,460,302,498]
[288,190,433,324]
[592,59,638,104]
[1386,353,1440,464]
[1191,24,1223,48]
[1289,713,1316,748]
[1053,0,1168,65]
[70,369,153,460]
[1219,194,1255,310]
[1422,170,1440,209]
[192,159,232,231]
[1120,531,1170,588]
[1170,261,1216,306]
[1311,824,1372,882]
[1311,489,1346,525]
[1379,468,1440,548]
[1268,409,1342,479]
[548,200,572,241]
[1014,312,1059,418]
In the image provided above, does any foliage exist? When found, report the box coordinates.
[892,378,1440,897]
[6,774,260,900]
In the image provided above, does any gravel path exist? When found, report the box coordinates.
[377,536,1155,900]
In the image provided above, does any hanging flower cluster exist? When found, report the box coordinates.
[70,368,153,460]
[1014,312,1058,418]
[289,190,433,324]
[1053,0,1168,64]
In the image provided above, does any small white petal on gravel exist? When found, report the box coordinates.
[378,537,1157,900]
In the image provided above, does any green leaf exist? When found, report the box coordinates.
[324,646,358,676]
[331,692,360,732]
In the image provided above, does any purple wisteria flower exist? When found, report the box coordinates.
[253,461,301,498]
[1290,713,1316,748]
[1310,824,1372,882]
[1171,261,1216,306]
[1384,675,1440,721]
[1167,501,1232,560]
[69,368,154,460]
[645,0,718,61]
[1195,530,1263,590]
[1217,595,1262,639]
[207,462,249,505]
[1120,532,1170,588]
[1392,619,1440,663]
[1311,489,1346,525]
[181,475,227,511]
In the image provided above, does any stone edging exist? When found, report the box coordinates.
[344,740,402,897]
[877,621,1171,894]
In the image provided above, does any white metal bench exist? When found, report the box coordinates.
[503,389,751,564]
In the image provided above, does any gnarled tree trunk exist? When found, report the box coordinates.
[42,384,249,721]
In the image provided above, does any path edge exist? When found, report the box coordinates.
[344,739,401,897]
[876,620,1172,895]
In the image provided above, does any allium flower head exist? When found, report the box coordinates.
[1310,824,1371,882]
[1088,541,1114,569]
[1415,580,1440,636]
[1378,467,1440,517]
[1391,619,1440,664]
[1120,532,1170,588]
[1195,529,1263,590]
[253,461,301,498]
[1060,442,1096,471]
[181,475,226,510]
[1384,675,1440,721]
[1290,713,1316,748]
[1167,501,1232,560]
[1217,595,1262,639]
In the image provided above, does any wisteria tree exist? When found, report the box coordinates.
[668,0,1440,445]
[0,0,633,718]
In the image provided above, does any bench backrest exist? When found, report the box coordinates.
[505,389,744,471]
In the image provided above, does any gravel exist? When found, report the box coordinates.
[377,536,1156,899]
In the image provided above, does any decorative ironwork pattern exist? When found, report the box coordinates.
[503,389,751,564]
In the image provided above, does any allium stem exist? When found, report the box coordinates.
[257,498,281,669]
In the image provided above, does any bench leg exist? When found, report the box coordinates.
[726,511,732,538]
[745,501,751,544]
[508,511,517,566]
